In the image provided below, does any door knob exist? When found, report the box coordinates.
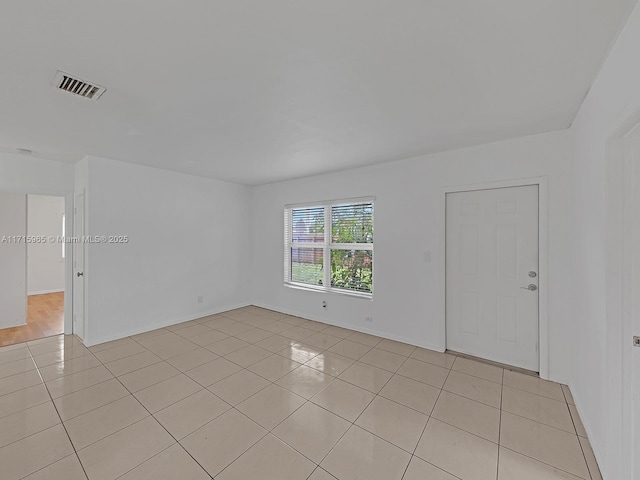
[520,284,537,291]
[76,272,84,277]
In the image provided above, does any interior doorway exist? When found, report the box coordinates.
[0,194,66,347]
[445,184,540,372]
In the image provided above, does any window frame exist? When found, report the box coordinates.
[284,197,374,298]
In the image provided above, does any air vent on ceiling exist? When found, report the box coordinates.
[52,71,106,101]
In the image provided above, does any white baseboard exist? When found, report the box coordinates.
[82,300,446,353]
[251,301,446,353]
[81,302,251,347]
[28,289,64,296]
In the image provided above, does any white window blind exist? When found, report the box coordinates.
[284,199,373,296]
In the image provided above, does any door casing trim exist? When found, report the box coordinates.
[72,190,87,341]
[63,193,74,335]
[605,109,640,479]
[439,176,549,380]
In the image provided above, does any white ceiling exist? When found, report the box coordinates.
[0,1,635,185]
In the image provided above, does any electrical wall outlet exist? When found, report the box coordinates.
[365,316,373,323]
[322,300,327,309]
[197,296,203,304]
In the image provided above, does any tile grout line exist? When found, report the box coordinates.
[570,406,596,480]
[500,409,584,437]
[297,350,439,477]
[24,337,93,480]
[102,356,165,380]
[498,445,591,480]
[90,345,217,480]
[495,368,505,480]
[448,349,538,377]
[438,383,501,410]
[501,383,568,403]
[139,317,568,476]
[406,358,456,479]
[180,354,320,478]
[217,356,373,477]
[499,370,593,480]
[113,442,213,480]
[448,368,504,387]
[93,324,457,478]
[0,370,42,400]
[426,365,588,478]
[1,307,591,480]
[210,341,408,477]
[120,323,325,477]
[49,335,228,478]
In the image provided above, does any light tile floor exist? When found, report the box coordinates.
[0,306,603,480]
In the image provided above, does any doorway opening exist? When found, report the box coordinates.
[0,194,67,347]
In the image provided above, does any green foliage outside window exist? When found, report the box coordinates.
[330,203,373,293]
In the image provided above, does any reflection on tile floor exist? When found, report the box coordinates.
[0,306,602,480]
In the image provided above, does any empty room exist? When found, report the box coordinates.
[0,1,638,479]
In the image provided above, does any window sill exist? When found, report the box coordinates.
[284,282,373,300]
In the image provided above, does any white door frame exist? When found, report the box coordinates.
[0,190,75,337]
[605,109,640,479]
[72,190,87,341]
[439,176,549,379]
[63,192,74,335]
[29,190,82,340]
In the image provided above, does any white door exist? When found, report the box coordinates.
[627,129,640,478]
[73,193,85,340]
[446,185,539,371]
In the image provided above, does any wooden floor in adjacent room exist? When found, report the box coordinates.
[0,292,64,347]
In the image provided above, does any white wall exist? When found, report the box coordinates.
[27,195,65,295]
[80,156,251,345]
[251,129,574,383]
[0,153,74,195]
[0,193,27,328]
[570,2,640,478]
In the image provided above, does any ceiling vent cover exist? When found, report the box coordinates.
[52,71,106,101]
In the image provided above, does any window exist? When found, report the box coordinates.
[284,198,373,296]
